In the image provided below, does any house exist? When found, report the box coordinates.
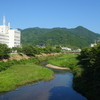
[61,47,71,51]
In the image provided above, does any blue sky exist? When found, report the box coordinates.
[0,0,100,33]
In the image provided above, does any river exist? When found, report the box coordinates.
[0,67,87,100]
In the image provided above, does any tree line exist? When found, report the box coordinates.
[0,43,61,59]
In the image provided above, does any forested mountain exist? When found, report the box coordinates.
[21,26,100,48]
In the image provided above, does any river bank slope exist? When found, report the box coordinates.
[0,53,61,92]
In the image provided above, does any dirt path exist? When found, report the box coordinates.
[46,64,70,70]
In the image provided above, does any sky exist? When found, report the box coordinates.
[0,0,100,33]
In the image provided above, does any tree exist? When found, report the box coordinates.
[22,45,35,56]
[55,45,61,53]
[0,43,11,59]
[74,42,100,99]
[12,46,22,54]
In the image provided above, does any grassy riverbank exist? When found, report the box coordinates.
[48,53,79,71]
[0,63,54,92]
[0,54,62,92]
[0,63,53,92]
[47,53,84,82]
[47,52,100,100]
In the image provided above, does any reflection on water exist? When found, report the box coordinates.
[0,68,87,100]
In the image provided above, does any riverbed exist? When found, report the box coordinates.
[0,67,87,100]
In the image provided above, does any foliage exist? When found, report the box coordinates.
[67,26,100,39]
[0,43,11,59]
[73,42,100,100]
[22,45,36,56]
[0,57,39,71]
[42,45,61,54]
[48,53,79,70]
[12,46,22,53]
[13,45,62,55]
[0,53,62,92]
[0,53,61,72]
[21,26,100,48]
[47,50,100,99]
[55,45,61,53]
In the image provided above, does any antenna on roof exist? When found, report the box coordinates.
[3,14,6,25]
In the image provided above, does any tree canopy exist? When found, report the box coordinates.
[0,43,11,59]
[74,42,100,100]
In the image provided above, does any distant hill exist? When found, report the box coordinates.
[21,26,100,48]
[67,26,100,39]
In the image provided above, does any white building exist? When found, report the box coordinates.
[61,47,71,51]
[0,16,21,48]
[90,43,97,47]
[90,40,97,47]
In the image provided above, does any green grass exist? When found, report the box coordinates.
[0,63,54,92]
[48,53,79,70]
[47,53,84,77]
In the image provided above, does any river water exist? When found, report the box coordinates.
[0,68,87,100]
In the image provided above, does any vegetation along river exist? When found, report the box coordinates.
[0,64,87,100]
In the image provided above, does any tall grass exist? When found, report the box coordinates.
[48,53,79,70]
[0,57,38,72]
[0,63,54,92]
[47,53,84,79]
[0,54,61,72]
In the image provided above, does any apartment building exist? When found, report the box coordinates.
[0,16,21,48]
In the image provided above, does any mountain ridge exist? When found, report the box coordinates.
[21,26,100,48]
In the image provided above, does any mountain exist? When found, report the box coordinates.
[67,26,100,39]
[21,26,100,48]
